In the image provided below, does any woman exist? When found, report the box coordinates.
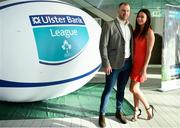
[130,8,155,121]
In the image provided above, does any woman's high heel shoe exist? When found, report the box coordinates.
[131,108,142,122]
[146,105,155,120]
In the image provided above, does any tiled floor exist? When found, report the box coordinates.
[0,66,180,128]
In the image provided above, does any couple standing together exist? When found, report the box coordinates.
[99,2,155,127]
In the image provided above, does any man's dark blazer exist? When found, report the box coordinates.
[99,18,134,69]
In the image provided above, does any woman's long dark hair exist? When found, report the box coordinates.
[134,8,152,38]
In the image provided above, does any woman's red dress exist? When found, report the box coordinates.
[131,36,147,83]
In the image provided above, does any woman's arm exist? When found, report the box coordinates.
[141,29,155,77]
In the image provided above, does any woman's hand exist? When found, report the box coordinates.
[140,67,147,82]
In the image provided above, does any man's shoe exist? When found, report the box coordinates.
[115,112,128,124]
[99,115,106,127]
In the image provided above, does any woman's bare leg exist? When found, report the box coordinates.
[130,80,152,119]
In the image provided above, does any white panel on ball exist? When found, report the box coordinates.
[0,0,101,102]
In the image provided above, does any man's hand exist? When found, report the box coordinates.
[103,66,112,75]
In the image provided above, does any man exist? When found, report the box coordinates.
[99,2,133,127]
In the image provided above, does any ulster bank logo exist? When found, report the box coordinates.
[29,15,89,65]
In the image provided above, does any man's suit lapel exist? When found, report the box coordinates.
[128,24,133,38]
[114,19,124,40]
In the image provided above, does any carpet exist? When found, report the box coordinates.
[0,83,133,120]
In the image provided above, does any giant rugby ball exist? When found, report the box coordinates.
[0,0,101,102]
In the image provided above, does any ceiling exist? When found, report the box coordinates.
[83,0,180,17]
[1,0,180,17]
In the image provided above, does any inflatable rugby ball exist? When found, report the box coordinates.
[0,0,101,102]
